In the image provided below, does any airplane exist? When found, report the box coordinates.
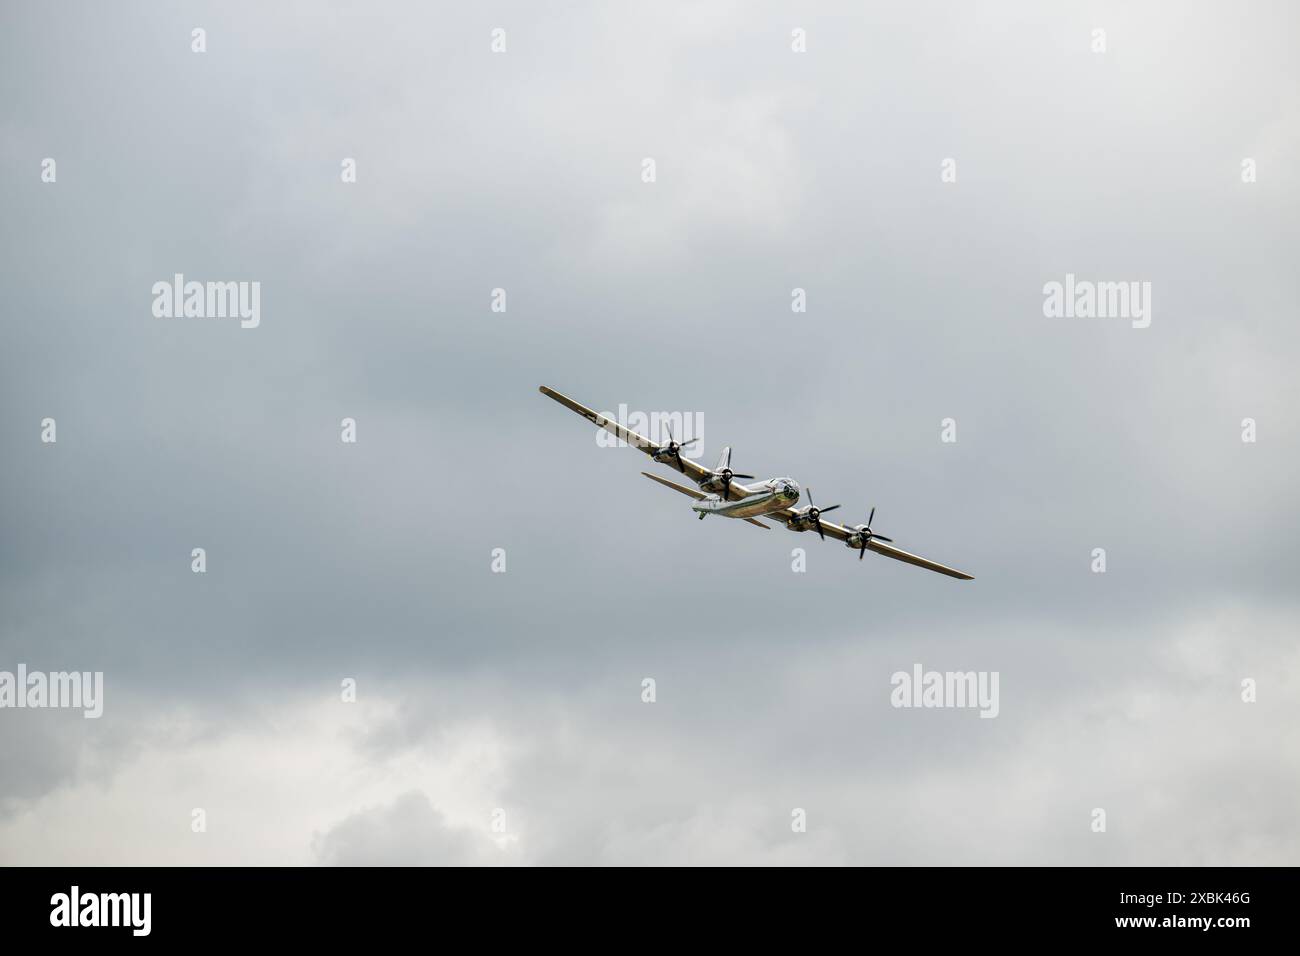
[539,385,973,580]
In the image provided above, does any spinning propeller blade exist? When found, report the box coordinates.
[856,506,894,558]
[804,487,842,541]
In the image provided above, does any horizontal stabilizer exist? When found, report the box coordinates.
[640,471,706,500]
[641,473,769,530]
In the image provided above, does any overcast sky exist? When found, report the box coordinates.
[1,0,1297,865]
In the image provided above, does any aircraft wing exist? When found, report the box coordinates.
[859,538,973,580]
[540,386,714,484]
[767,511,974,580]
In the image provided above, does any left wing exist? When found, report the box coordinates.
[540,386,713,484]
[858,537,973,580]
[766,509,973,580]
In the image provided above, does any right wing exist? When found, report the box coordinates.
[540,386,714,484]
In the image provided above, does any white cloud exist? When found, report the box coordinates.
[2,601,1294,865]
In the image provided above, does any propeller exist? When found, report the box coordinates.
[711,446,754,500]
[854,506,893,559]
[718,466,755,501]
[802,487,841,541]
[659,424,698,472]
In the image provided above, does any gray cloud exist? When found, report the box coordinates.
[313,791,502,867]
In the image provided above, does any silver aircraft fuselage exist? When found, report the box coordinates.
[692,478,801,519]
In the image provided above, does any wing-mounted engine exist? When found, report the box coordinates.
[783,488,841,539]
[649,423,697,473]
[696,445,755,500]
[844,507,894,558]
